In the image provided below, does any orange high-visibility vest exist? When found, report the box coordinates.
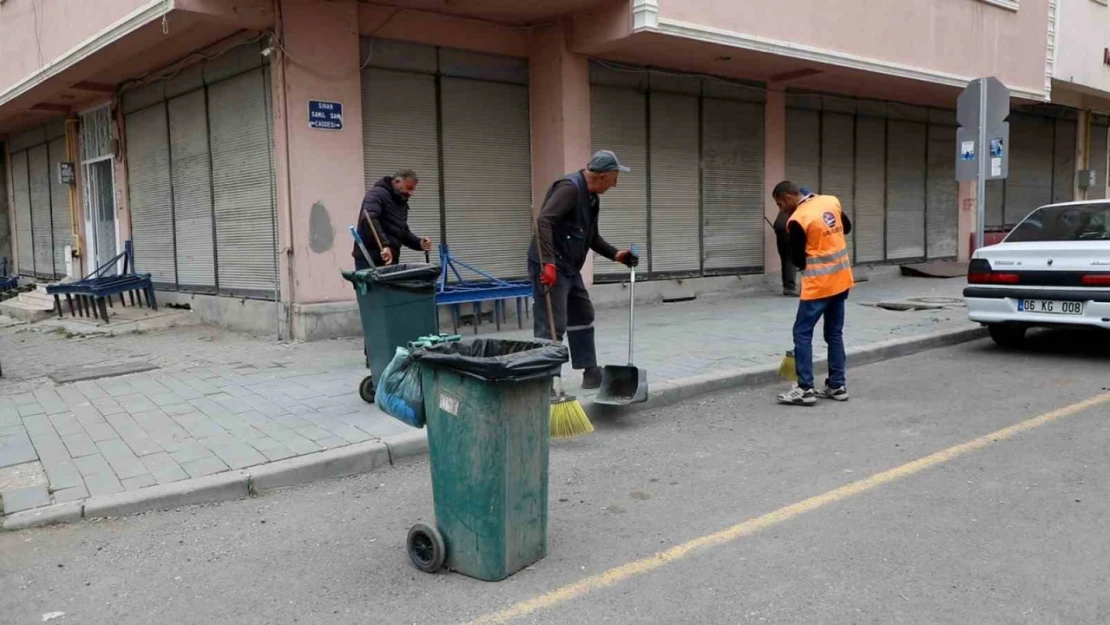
[787,195,855,301]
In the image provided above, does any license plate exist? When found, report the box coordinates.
[1016,299,1084,315]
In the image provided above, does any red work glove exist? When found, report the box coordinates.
[539,263,558,288]
[615,249,640,268]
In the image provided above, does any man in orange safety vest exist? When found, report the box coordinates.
[772,181,855,406]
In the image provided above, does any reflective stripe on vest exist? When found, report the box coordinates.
[787,195,855,300]
[801,258,852,278]
[806,248,850,266]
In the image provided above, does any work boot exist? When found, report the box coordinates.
[581,367,603,390]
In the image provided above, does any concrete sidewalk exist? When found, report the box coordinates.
[0,275,977,528]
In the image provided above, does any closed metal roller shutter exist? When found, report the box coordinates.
[1090,124,1109,201]
[885,120,927,260]
[820,112,854,259]
[926,124,958,258]
[1052,118,1076,204]
[983,181,1004,229]
[0,152,8,268]
[440,78,532,279]
[591,86,648,274]
[649,92,699,274]
[168,90,216,291]
[786,109,820,190]
[28,144,54,278]
[701,98,764,270]
[1005,113,1053,225]
[125,103,177,286]
[11,151,34,276]
[853,116,885,263]
[48,137,70,277]
[208,69,277,297]
[361,68,441,247]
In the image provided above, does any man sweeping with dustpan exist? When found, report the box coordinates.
[529,150,640,399]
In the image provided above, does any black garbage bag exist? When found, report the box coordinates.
[341,263,440,295]
[411,338,568,382]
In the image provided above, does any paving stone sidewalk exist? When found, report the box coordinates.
[0,276,974,518]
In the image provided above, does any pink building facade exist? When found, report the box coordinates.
[2,0,1103,339]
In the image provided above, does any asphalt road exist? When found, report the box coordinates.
[2,330,1110,625]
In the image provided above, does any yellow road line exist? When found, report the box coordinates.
[462,392,1110,625]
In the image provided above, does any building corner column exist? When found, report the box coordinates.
[274,0,364,341]
[1075,109,1090,202]
[529,23,592,285]
[763,88,786,273]
[957,181,977,260]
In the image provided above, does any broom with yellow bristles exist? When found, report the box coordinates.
[544,289,594,438]
[532,221,593,438]
[778,350,797,382]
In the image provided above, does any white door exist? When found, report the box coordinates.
[84,159,119,273]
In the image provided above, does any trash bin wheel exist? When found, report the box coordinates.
[359,376,376,404]
[407,523,446,573]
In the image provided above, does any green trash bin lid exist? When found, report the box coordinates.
[412,338,568,382]
[342,263,440,294]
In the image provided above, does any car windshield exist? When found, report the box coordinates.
[1006,203,1110,242]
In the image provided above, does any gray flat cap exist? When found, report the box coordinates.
[587,149,631,173]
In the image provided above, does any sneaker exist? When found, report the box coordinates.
[816,386,850,402]
[783,288,800,297]
[581,367,603,390]
[777,384,817,406]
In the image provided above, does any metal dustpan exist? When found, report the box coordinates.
[595,261,648,405]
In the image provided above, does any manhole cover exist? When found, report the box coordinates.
[876,302,945,312]
[906,296,962,305]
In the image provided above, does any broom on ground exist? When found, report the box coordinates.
[777,350,797,382]
[532,219,593,438]
[545,288,594,438]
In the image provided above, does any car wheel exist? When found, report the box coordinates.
[988,324,1027,348]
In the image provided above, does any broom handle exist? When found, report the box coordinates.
[536,215,565,397]
[544,289,558,343]
[530,207,559,344]
[361,210,389,263]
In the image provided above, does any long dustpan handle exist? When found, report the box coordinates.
[627,245,637,366]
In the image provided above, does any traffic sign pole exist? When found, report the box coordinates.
[976,78,987,251]
[956,76,1009,253]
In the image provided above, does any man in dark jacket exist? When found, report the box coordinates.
[772,185,810,297]
[528,150,639,389]
[353,169,432,270]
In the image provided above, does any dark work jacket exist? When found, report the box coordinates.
[352,177,422,264]
[773,210,793,258]
[528,171,617,275]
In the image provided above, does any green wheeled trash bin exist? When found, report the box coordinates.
[407,338,569,581]
[342,264,440,404]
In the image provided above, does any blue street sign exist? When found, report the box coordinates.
[308,100,343,131]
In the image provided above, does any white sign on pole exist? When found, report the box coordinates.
[956,77,1011,250]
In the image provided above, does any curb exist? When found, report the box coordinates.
[2,325,986,531]
[586,325,989,417]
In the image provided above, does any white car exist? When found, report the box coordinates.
[965,199,1110,347]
